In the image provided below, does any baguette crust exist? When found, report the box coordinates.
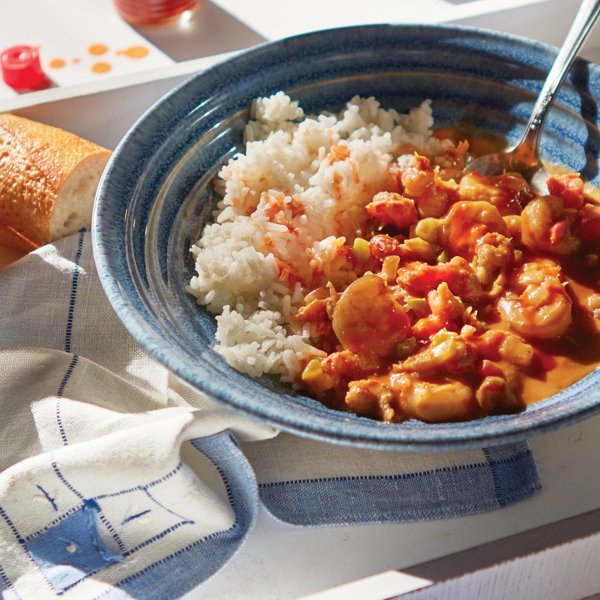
[0,113,111,251]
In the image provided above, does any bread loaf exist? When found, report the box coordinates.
[0,113,112,252]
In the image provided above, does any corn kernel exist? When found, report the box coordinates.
[381,255,400,280]
[437,250,450,263]
[415,217,441,243]
[301,358,323,382]
[404,237,432,254]
[301,358,333,392]
[405,297,427,314]
[353,237,371,263]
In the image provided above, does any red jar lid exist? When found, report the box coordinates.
[1,45,48,91]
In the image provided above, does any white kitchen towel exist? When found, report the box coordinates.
[0,231,541,599]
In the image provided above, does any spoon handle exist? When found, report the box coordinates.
[516,0,600,157]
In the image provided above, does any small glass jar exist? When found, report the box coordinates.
[114,0,200,26]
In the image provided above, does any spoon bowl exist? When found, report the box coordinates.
[466,0,600,191]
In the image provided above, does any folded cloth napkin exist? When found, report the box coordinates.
[0,230,541,599]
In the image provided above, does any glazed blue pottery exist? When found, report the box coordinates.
[93,24,600,451]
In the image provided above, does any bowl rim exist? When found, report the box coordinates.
[93,22,600,451]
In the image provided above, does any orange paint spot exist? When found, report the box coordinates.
[88,43,108,56]
[72,57,80,64]
[49,58,66,69]
[116,45,149,59]
[91,61,112,74]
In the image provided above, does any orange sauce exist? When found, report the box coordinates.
[116,46,149,59]
[91,62,112,74]
[48,58,66,69]
[88,44,109,56]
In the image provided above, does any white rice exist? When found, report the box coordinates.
[188,93,448,381]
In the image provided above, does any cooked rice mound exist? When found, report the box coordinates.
[188,93,451,381]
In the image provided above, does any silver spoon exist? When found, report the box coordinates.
[466,0,600,191]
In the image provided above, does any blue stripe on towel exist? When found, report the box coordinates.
[258,443,541,526]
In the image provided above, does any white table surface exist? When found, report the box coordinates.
[3,1,600,598]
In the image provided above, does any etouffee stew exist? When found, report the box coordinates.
[296,129,600,423]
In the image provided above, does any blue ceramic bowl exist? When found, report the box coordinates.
[93,24,600,451]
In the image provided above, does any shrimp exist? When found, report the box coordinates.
[301,350,375,397]
[368,234,437,264]
[458,171,533,215]
[397,329,476,373]
[392,372,478,423]
[475,375,524,414]
[296,294,334,338]
[368,234,403,261]
[474,329,535,368]
[547,172,584,209]
[441,200,508,259]
[366,191,418,229]
[345,371,478,423]
[396,256,482,301]
[498,259,572,340]
[471,232,515,291]
[345,378,398,421]
[399,154,457,218]
[431,138,469,180]
[332,273,411,361]
[521,195,580,255]
[412,284,468,339]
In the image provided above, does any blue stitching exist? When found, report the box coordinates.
[23,505,82,542]
[93,462,184,500]
[122,521,191,558]
[482,447,503,506]
[121,509,151,526]
[51,460,83,499]
[0,503,44,591]
[0,563,12,590]
[207,459,235,520]
[64,228,86,353]
[55,354,79,447]
[56,353,78,399]
[144,462,185,489]
[483,448,520,508]
[36,484,58,511]
[0,504,26,547]
[142,488,194,525]
[257,450,532,488]
[96,511,127,555]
